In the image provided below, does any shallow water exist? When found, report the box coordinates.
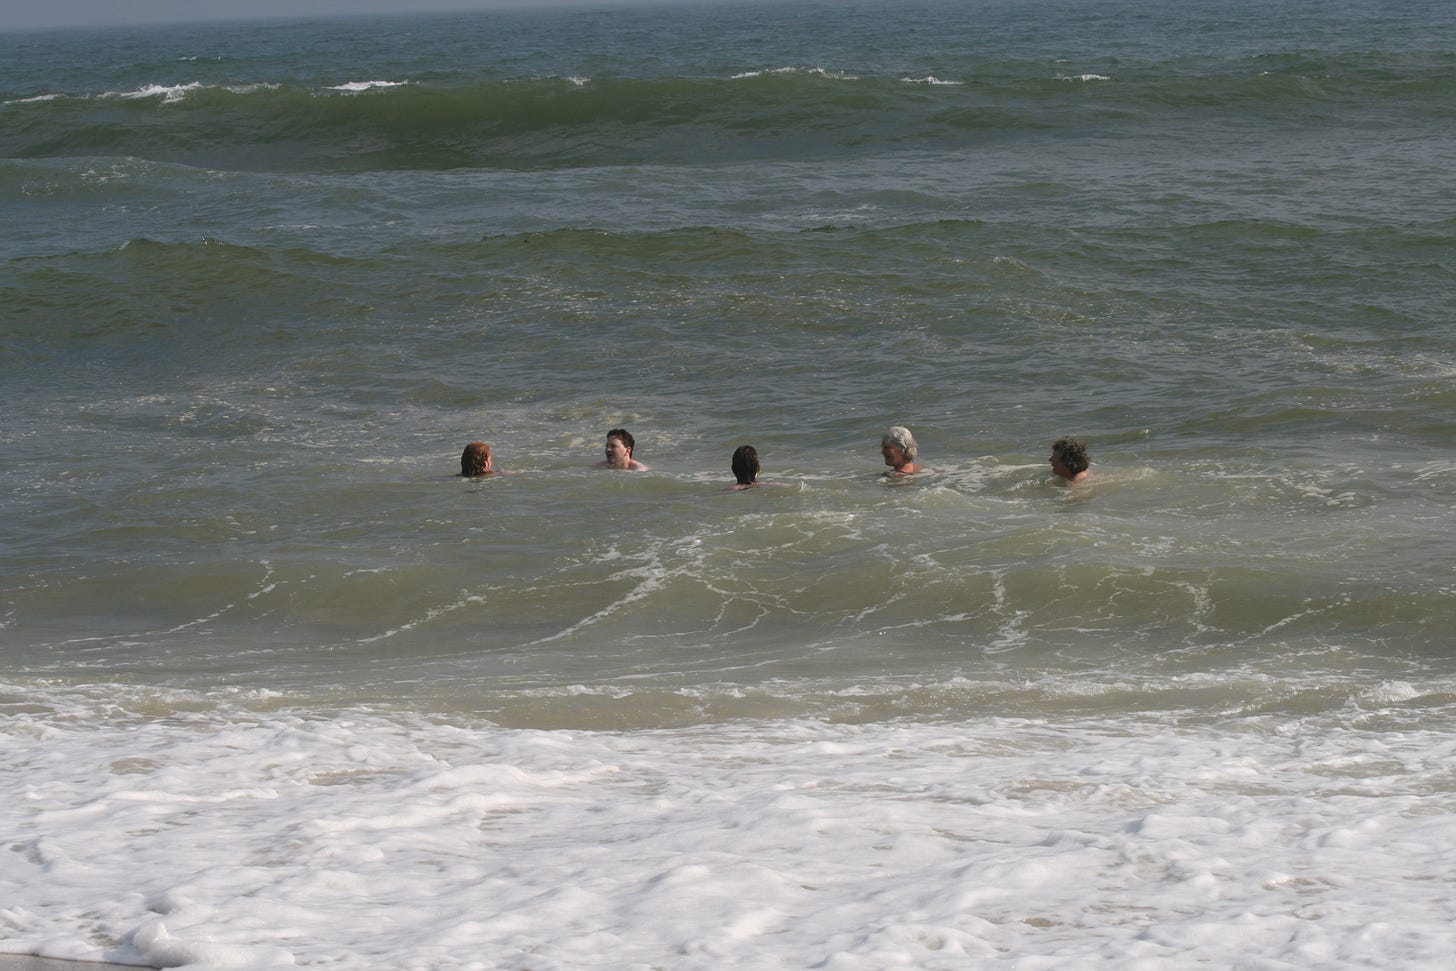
[4,0,1456,967]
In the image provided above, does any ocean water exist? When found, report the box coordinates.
[3,0,1456,966]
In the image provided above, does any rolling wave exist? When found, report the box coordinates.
[4,53,1451,173]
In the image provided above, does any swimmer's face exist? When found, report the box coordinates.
[1049,449,1072,479]
[882,443,906,468]
[604,436,632,468]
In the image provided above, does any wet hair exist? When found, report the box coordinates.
[731,445,760,485]
[882,426,917,461]
[1051,437,1090,475]
[607,428,635,454]
[460,441,491,477]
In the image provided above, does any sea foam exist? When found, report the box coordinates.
[4,688,1456,970]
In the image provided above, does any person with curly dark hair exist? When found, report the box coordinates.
[1049,437,1090,483]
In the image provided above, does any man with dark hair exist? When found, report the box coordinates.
[1049,437,1090,483]
[730,445,760,488]
[599,428,648,470]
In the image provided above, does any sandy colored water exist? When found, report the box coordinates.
[0,956,153,971]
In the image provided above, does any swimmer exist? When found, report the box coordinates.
[881,426,923,476]
[726,444,783,490]
[597,428,648,471]
[1049,436,1090,483]
[459,441,496,477]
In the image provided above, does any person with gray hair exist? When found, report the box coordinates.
[880,426,923,476]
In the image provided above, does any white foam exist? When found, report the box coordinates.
[328,81,408,92]
[111,82,204,103]
[4,688,1455,969]
[732,67,860,80]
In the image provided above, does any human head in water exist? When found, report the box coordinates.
[460,441,492,477]
[1049,437,1090,481]
[602,428,647,470]
[731,445,760,485]
[880,426,920,474]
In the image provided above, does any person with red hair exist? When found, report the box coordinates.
[459,441,495,477]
